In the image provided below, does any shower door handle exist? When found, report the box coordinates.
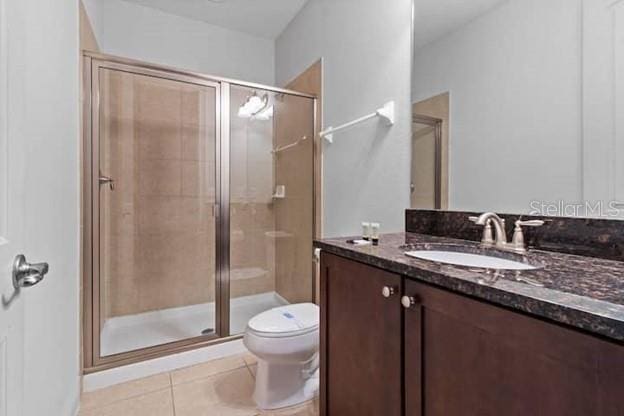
[99,175,115,190]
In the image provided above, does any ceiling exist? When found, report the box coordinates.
[121,0,309,40]
[414,0,508,50]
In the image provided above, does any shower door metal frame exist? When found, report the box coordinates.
[82,52,318,373]
[84,55,229,371]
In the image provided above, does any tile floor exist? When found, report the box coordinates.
[79,354,318,416]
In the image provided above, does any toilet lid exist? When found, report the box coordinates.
[247,303,319,337]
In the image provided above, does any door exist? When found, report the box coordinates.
[0,1,23,414]
[0,0,80,415]
[403,279,624,416]
[320,253,402,416]
[88,59,222,365]
[403,281,422,416]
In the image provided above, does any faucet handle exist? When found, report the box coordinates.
[516,219,545,227]
[469,216,494,245]
[511,220,545,253]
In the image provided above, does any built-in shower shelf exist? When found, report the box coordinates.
[272,185,286,199]
[265,231,294,239]
[230,267,268,281]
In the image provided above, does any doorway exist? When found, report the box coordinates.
[411,114,442,209]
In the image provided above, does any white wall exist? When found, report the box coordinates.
[96,0,275,85]
[276,0,414,236]
[413,0,583,213]
[81,0,102,42]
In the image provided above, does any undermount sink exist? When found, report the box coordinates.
[405,250,537,271]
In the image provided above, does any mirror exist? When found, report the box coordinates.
[412,0,624,218]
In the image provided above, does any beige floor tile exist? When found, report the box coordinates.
[242,353,258,366]
[172,367,257,416]
[171,355,247,385]
[79,388,174,416]
[80,373,171,410]
[247,363,257,378]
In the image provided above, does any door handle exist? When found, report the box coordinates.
[99,174,115,190]
[12,254,49,289]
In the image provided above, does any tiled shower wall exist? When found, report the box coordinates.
[273,94,315,303]
[101,70,218,318]
[100,77,313,321]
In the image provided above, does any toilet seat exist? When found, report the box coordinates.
[247,303,319,339]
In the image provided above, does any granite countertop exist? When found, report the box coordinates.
[314,232,624,344]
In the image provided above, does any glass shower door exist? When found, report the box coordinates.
[228,84,315,335]
[95,64,221,358]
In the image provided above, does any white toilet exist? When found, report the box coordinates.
[243,302,320,410]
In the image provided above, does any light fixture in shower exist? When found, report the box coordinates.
[238,92,273,120]
[254,105,273,121]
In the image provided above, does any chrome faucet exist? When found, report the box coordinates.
[472,212,508,247]
[469,212,544,254]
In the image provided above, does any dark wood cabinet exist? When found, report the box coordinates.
[404,279,624,416]
[321,253,402,416]
[321,253,624,416]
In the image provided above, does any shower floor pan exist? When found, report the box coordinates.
[100,291,288,357]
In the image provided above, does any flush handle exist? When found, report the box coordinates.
[12,254,49,289]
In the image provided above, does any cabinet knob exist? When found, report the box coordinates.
[401,295,418,309]
[382,286,397,298]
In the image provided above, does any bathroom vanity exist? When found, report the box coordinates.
[315,210,624,416]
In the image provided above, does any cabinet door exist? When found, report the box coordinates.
[404,279,624,416]
[320,253,402,416]
[403,281,423,416]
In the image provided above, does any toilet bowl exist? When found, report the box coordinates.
[243,302,320,410]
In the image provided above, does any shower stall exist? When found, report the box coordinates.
[82,53,317,371]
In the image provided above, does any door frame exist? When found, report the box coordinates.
[0,0,6,241]
[412,114,443,209]
[0,0,22,414]
[82,52,318,373]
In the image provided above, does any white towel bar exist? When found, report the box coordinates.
[319,101,395,143]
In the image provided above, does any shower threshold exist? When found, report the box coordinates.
[100,291,288,357]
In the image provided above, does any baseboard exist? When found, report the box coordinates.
[68,380,81,416]
[83,338,247,392]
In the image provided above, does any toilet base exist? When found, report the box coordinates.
[252,358,319,410]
